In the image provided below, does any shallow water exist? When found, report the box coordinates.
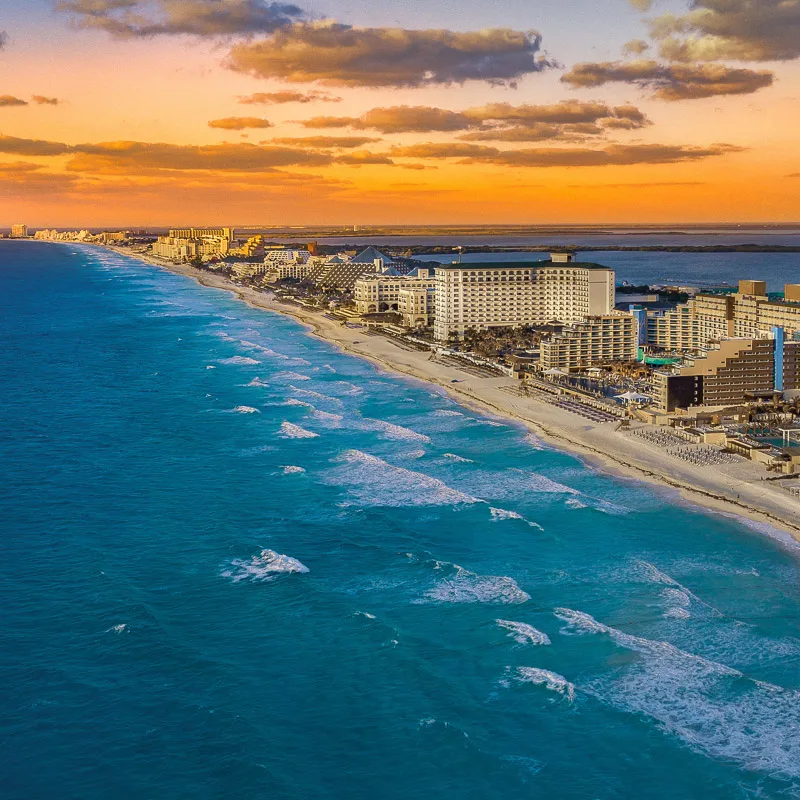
[2,242,800,799]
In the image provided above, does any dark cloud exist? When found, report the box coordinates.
[208,116,273,130]
[390,141,743,167]
[226,22,555,87]
[239,90,342,104]
[0,134,73,155]
[0,31,8,50]
[302,106,473,133]
[267,136,380,148]
[460,122,601,142]
[562,59,774,100]
[650,0,800,63]
[56,0,302,38]
[0,95,28,107]
[31,95,62,105]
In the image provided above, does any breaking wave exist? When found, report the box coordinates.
[327,450,479,508]
[419,562,530,605]
[496,619,551,646]
[222,549,309,583]
[553,607,800,780]
[504,667,575,702]
[273,371,311,382]
[220,356,260,366]
[246,377,270,387]
[444,453,474,463]
[279,422,319,439]
[489,507,543,529]
[282,465,305,474]
[230,405,260,414]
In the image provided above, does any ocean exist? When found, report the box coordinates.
[2,241,800,799]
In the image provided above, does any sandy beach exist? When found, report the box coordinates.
[110,247,800,542]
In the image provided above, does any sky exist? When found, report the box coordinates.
[1,0,799,226]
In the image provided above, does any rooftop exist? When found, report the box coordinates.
[434,260,612,271]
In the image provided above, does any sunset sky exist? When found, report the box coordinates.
[1,0,799,226]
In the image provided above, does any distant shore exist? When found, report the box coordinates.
[80,244,800,544]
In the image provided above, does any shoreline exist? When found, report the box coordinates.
[93,245,800,543]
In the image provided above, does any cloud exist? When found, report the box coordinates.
[0,31,8,50]
[622,38,650,56]
[335,150,394,166]
[66,140,332,172]
[649,0,800,63]
[0,161,44,172]
[56,0,302,38]
[267,136,380,148]
[239,90,342,104]
[31,95,62,105]
[390,141,744,167]
[562,59,774,100]
[300,101,650,141]
[208,116,273,130]
[226,21,555,87]
[569,181,707,188]
[0,134,73,155]
[628,0,652,10]
[0,95,28,107]
[788,173,800,178]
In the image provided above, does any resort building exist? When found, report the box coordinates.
[652,330,800,411]
[354,268,436,315]
[10,224,28,238]
[646,280,800,353]
[540,314,638,371]
[152,228,234,261]
[433,254,615,341]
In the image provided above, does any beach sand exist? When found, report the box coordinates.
[114,249,800,542]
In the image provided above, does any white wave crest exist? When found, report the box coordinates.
[421,564,530,605]
[282,465,305,474]
[328,450,479,508]
[290,386,344,405]
[220,356,261,366]
[222,549,309,583]
[432,409,464,417]
[106,623,128,634]
[496,619,551,646]
[231,405,260,414]
[279,422,319,439]
[273,371,311,382]
[362,418,430,442]
[508,667,575,702]
[553,607,800,779]
[489,507,544,530]
[239,341,289,359]
[246,377,270,387]
[444,453,474,463]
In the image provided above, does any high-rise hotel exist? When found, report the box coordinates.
[433,253,615,341]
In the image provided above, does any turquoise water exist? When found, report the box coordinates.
[2,241,800,799]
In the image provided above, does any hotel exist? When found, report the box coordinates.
[433,253,615,342]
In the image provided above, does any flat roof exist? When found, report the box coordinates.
[435,260,611,271]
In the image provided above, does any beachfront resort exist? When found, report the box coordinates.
[14,224,800,497]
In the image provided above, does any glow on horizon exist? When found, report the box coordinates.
[1,0,799,226]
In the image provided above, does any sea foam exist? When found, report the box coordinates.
[279,422,319,439]
[496,619,551,646]
[220,356,261,366]
[222,549,309,583]
[420,563,530,605]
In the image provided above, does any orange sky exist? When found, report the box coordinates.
[1,0,799,226]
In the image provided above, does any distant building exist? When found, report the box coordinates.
[540,314,637,371]
[10,224,28,238]
[152,227,234,261]
[433,255,615,341]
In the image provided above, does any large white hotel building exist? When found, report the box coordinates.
[433,253,615,341]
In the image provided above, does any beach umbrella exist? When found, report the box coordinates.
[614,391,650,403]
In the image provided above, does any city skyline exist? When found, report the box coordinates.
[2,0,800,225]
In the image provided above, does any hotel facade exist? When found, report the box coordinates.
[432,254,615,342]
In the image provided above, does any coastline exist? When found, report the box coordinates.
[98,245,800,543]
